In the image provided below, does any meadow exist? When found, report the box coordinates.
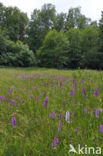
[0,68,103,156]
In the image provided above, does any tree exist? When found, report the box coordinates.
[90,21,98,27]
[0,26,9,55]
[40,3,56,31]
[28,9,43,52]
[65,7,91,30]
[65,28,82,68]
[0,3,6,25]
[80,26,99,68]
[54,13,66,32]
[99,11,103,52]
[0,34,36,67]
[28,4,56,53]
[0,3,29,42]
[37,30,69,68]
[11,41,36,67]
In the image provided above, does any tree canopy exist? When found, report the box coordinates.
[0,2,103,69]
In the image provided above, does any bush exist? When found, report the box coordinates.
[36,30,69,68]
[0,39,36,67]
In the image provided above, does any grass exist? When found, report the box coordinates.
[0,68,103,156]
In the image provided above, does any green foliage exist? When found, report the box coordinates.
[37,30,69,68]
[14,41,36,67]
[0,2,103,69]
[65,28,82,68]
[28,4,56,52]
[54,13,66,32]
[0,39,36,67]
[99,11,103,52]
[80,26,99,68]
[65,7,91,30]
[0,27,9,55]
[0,3,29,42]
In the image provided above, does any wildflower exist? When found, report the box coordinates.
[96,86,99,91]
[10,99,16,105]
[83,87,86,96]
[72,112,74,116]
[45,96,48,102]
[36,96,39,101]
[75,82,77,89]
[66,98,68,103]
[92,109,96,114]
[71,89,74,96]
[54,137,58,145]
[51,142,55,148]
[53,112,55,118]
[42,96,48,107]
[51,136,59,148]
[8,89,11,94]
[59,122,62,128]
[12,116,16,127]
[100,125,103,133]
[40,93,43,97]
[94,91,98,96]
[42,101,47,107]
[49,112,51,118]
[74,128,78,132]
[6,97,8,102]
[73,79,75,85]
[94,87,99,96]
[30,93,33,98]
[96,108,99,118]
[65,110,71,123]
[84,107,87,113]
[0,96,2,103]
[58,127,61,132]
[59,80,62,88]
[59,114,64,120]
[15,96,18,100]
[81,80,84,84]
[62,104,65,108]
[73,99,75,104]
[94,91,98,97]
[100,108,103,112]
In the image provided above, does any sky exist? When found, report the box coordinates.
[0,0,103,21]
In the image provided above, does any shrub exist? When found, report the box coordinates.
[37,30,69,68]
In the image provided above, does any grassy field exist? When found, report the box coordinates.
[0,68,103,156]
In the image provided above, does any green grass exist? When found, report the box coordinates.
[0,68,103,156]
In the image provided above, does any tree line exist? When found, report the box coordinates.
[0,2,103,69]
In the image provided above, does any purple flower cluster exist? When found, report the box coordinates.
[94,87,99,97]
[100,125,103,133]
[42,96,48,107]
[52,136,59,148]
[83,87,86,96]
[49,112,56,118]
[84,107,87,114]
[71,89,74,96]
[10,99,16,106]
[58,122,62,131]
[12,116,16,127]
[0,96,2,103]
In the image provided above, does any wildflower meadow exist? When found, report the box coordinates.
[0,68,103,156]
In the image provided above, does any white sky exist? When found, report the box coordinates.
[0,0,103,21]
